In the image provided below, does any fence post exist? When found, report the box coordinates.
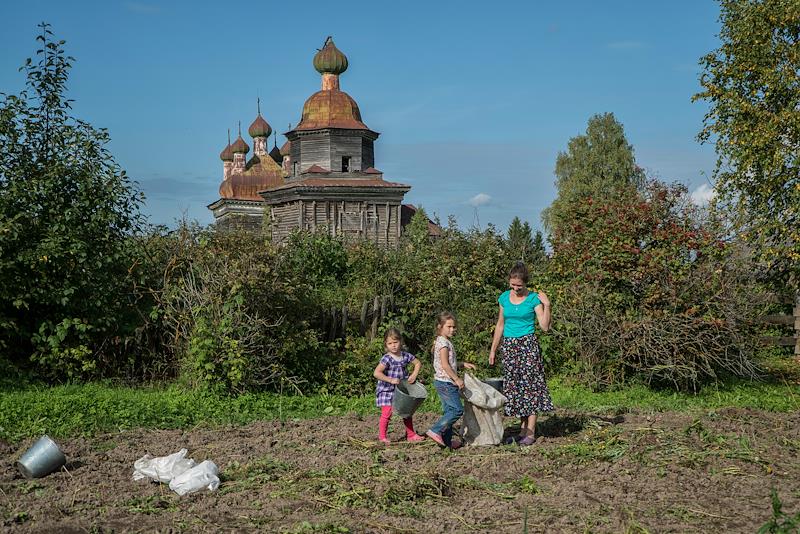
[370,295,380,340]
[360,300,369,335]
[329,306,337,341]
[794,293,800,357]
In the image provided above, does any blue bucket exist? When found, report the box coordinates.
[16,435,67,479]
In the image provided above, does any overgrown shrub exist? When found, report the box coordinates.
[393,214,515,363]
[151,227,330,393]
[548,180,765,390]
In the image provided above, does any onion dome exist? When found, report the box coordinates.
[219,179,234,198]
[220,129,234,161]
[227,169,284,200]
[248,114,272,138]
[231,135,250,154]
[313,36,348,75]
[295,90,369,130]
[269,144,282,164]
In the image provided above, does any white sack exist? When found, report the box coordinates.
[461,373,507,446]
[133,448,196,483]
[169,460,220,496]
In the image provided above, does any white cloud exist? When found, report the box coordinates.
[690,183,716,205]
[469,193,492,207]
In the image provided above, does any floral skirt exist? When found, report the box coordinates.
[501,333,554,417]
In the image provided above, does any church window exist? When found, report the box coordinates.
[342,156,351,172]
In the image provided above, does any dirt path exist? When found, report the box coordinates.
[2,408,798,533]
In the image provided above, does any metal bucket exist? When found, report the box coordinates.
[16,435,66,479]
[482,378,504,393]
[392,379,427,418]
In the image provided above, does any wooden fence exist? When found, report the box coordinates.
[760,294,800,357]
[320,295,397,342]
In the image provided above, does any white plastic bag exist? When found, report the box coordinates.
[133,448,196,483]
[461,373,507,446]
[169,460,220,496]
[132,449,220,496]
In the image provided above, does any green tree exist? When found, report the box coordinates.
[507,216,534,260]
[694,0,800,287]
[506,218,546,265]
[0,24,145,377]
[531,230,546,264]
[403,207,432,250]
[542,112,645,233]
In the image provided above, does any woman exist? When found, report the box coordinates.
[489,261,554,445]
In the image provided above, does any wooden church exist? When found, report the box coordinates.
[208,37,432,246]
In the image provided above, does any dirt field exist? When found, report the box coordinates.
[2,407,799,533]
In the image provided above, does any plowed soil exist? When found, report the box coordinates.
[2,408,799,533]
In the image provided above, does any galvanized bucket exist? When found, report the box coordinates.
[482,378,504,393]
[16,435,67,479]
[392,380,427,418]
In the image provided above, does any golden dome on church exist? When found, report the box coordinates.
[219,156,285,201]
[295,89,369,131]
[219,178,233,198]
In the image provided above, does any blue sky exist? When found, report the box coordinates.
[0,1,722,232]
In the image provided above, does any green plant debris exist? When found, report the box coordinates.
[124,495,178,515]
[758,488,800,534]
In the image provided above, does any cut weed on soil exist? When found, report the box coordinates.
[2,409,799,533]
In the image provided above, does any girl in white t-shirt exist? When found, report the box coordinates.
[425,311,476,449]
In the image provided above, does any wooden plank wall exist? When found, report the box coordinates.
[330,136,364,171]
[271,199,402,246]
[217,214,264,233]
[270,202,300,242]
[298,136,329,173]
[360,138,375,170]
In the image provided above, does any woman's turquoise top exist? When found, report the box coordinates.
[499,290,541,338]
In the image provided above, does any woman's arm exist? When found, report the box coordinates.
[374,362,399,385]
[407,358,421,384]
[535,290,551,332]
[489,306,504,365]
[439,347,464,389]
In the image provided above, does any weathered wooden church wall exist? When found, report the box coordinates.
[270,200,402,245]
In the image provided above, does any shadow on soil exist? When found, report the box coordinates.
[518,413,627,439]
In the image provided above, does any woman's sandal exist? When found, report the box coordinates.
[518,435,537,446]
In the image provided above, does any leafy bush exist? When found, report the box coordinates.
[149,227,331,393]
[548,180,765,390]
[393,214,514,363]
